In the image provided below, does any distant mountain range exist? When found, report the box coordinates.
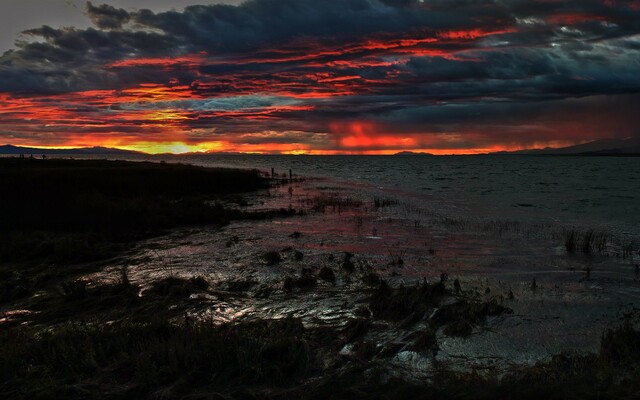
[0,144,142,155]
[393,151,435,156]
[492,137,640,156]
[2,139,639,157]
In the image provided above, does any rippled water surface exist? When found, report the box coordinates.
[110,154,640,237]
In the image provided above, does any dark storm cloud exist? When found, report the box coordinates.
[132,0,474,52]
[1,0,481,92]
[86,2,130,29]
[1,0,640,151]
[3,0,638,94]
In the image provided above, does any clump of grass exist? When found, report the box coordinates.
[0,269,31,303]
[354,305,371,318]
[294,271,317,289]
[453,278,462,293]
[225,235,240,247]
[283,276,295,292]
[565,229,578,253]
[352,341,378,360]
[147,276,208,298]
[262,250,283,265]
[219,279,256,292]
[581,230,596,254]
[343,318,371,343]
[308,193,363,214]
[190,276,209,290]
[318,267,336,284]
[59,279,88,301]
[443,319,473,337]
[430,299,512,338]
[368,280,447,323]
[599,319,640,367]
[341,252,355,273]
[387,248,406,267]
[411,328,438,355]
[361,272,381,286]
[369,280,511,336]
[564,228,608,255]
[27,274,142,326]
[499,351,599,397]
[373,197,398,209]
[622,242,635,260]
[283,271,317,292]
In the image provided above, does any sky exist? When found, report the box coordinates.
[0,0,639,154]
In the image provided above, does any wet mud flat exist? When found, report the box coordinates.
[99,178,639,371]
[3,168,640,399]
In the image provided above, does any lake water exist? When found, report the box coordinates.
[119,154,639,238]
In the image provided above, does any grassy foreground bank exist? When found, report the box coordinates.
[2,312,639,400]
[0,158,268,303]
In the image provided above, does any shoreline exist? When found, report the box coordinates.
[1,158,639,398]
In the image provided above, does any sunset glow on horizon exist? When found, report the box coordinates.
[1,0,640,154]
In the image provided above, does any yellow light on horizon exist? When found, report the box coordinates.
[118,141,226,154]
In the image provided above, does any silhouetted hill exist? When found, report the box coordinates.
[493,137,640,155]
[0,144,142,155]
[394,151,435,156]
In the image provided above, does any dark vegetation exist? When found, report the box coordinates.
[564,228,608,255]
[2,310,640,399]
[262,250,283,265]
[0,158,268,303]
[318,267,336,284]
[305,192,363,213]
[373,196,398,209]
[368,280,511,337]
[283,270,317,292]
[0,158,266,237]
[0,318,310,399]
[146,276,209,298]
[341,252,355,272]
[1,259,638,400]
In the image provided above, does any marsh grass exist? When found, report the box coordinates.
[368,280,447,322]
[146,276,209,298]
[369,280,512,336]
[0,318,310,399]
[0,158,266,236]
[1,279,639,400]
[373,196,398,209]
[262,250,283,265]
[304,193,363,214]
[0,159,268,304]
[564,228,608,255]
[318,267,336,284]
[341,252,356,272]
[283,271,317,292]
